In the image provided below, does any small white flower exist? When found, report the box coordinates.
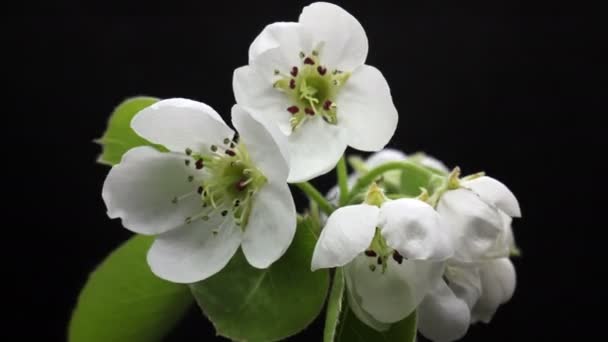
[102,99,296,283]
[311,196,453,324]
[417,258,516,342]
[233,2,398,182]
[437,176,521,262]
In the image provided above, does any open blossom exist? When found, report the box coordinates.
[437,176,521,262]
[102,99,296,283]
[417,258,516,342]
[233,2,398,182]
[312,193,453,325]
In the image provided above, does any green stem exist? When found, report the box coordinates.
[346,161,435,204]
[295,182,335,216]
[336,156,349,206]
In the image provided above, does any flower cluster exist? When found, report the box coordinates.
[100,3,520,341]
[316,150,520,341]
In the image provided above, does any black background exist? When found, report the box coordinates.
[4,1,604,341]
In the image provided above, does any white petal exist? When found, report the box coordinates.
[346,256,445,323]
[418,279,471,342]
[241,182,297,269]
[365,149,408,168]
[337,65,398,151]
[131,98,234,154]
[231,105,289,182]
[437,189,505,262]
[444,262,482,310]
[147,216,242,283]
[287,117,348,182]
[299,2,368,71]
[344,269,391,332]
[472,258,516,323]
[380,199,453,261]
[248,22,312,80]
[419,155,449,173]
[463,176,521,218]
[233,66,293,135]
[311,204,379,271]
[102,147,203,235]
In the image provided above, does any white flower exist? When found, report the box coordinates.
[102,99,296,283]
[437,176,521,262]
[311,197,453,324]
[233,2,398,182]
[417,258,516,342]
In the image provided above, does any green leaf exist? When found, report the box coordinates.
[399,166,433,197]
[324,268,346,342]
[190,217,330,342]
[96,96,163,166]
[336,304,417,342]
[69,235,193,342]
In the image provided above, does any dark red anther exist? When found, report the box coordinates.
[392,251,404,264]
[236,178,248,192]
[317,66,327,75]
[364,250,377,257]
[195,159,204,170]
[290,66,298,77]
[289,79,296,89]
[225,149,236,156]
[303,57,315,65]
[323,100,332,111]
[304,107,315,116]
[287,106,299,114]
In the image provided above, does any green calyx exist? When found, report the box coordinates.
[183,140,266,230]
[272,52,351,130]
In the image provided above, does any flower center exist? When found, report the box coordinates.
[363,228,404,273]
[272,48,351,131]
[175,138,266,231]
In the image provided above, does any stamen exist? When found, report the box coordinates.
[317,66,327,75]
[236,178,250,192]
[274,69,280,75]
[185,148,192,156]
[187,175,194,182]
[364,250,377,257]
[225,150,236,157]
[221,210,228,216]
[369,264,377,272]
[172,191,195,204]
[377,256,382,265]
[304,57,315,65]
[210,145,218,152]
[304,107,315,116]
[185,159,191,166]
[223,138,230,145]
[393,251,404,264]
[195,159,204,169]
[287,106,299,114]
[299,51,305,59]
[289,79,296,89]
[197,186,203,194]
[290,66,298,77]
[323,100,332,111]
